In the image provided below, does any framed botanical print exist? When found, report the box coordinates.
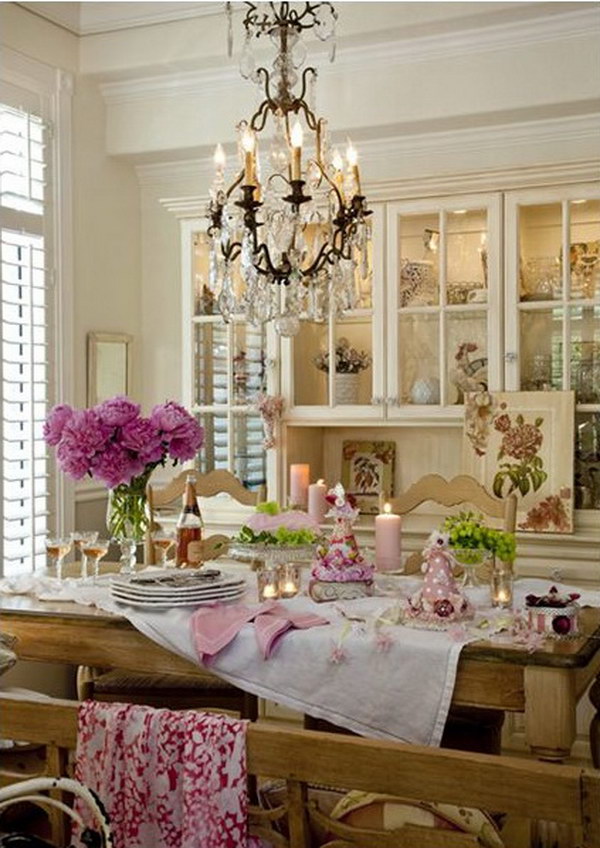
[462,390,574,533]
[341,440,396,514]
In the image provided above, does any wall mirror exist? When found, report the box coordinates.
[87,332,133,405]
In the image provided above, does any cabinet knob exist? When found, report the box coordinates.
[504,352,518,363]
[386,396,398,406]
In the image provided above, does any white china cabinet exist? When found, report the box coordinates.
[386,194,502,420]
[504,184,600,513]
[280,204,386,421]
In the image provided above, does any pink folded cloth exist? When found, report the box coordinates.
[73,700,252,848]
[191,601,329,663]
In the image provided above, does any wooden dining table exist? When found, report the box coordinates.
[1,583,600,763]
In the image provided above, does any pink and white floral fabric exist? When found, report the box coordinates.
[73,700,251,848]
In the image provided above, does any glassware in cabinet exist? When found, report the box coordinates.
[387,195,501,416]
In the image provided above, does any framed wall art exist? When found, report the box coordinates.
[341,440,396,514]
[462,390,575,533]
[87,332,133,406]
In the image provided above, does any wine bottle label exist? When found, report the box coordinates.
[186,540,204,564]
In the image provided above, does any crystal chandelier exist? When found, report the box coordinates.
[206,1,372,336]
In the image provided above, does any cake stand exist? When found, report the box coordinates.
[228,541,318,569]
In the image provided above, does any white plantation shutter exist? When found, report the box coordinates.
[0,100,52,576]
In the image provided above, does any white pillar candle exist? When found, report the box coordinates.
[375,503,402,572]
[308,479,328,524]
[290,464,310,509]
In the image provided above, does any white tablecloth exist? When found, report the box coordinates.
[2,571,597,747]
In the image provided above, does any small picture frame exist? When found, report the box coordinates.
[341,440,396,514]
[87,332,132,406]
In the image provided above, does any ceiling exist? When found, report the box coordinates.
[18,2,223,35]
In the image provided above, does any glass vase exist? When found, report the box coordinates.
[106,479,150,575]
[451,548,494,589]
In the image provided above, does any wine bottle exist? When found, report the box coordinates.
[175,474,203,567]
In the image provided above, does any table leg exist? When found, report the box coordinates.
[524,666,576,762]
[589,675,600,768]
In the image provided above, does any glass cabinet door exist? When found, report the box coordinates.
[387,195,502,418]
[187,230,270,491]
[505,184,600,512]
[283,204,384,418]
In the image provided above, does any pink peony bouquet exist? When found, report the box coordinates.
[44,396,203,489]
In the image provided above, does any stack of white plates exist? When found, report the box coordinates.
[110,569,247,609]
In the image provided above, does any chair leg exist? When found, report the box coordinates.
[242,692,258,722]
[46,745,69,847]
[589,676,600,767]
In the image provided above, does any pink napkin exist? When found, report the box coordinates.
[191,601,329,663]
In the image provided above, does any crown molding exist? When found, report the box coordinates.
[157,158,600,219]
[101,7,599,106]
[137,111,600,193]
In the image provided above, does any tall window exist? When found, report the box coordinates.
[0,100,52,575]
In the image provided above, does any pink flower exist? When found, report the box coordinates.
[43,404,74,446]
[121,417,164,465]
[329,644,346,664]
[96,396,140,428]
[375,631,394,653]
[151,401,203,461]
[54,409,108,479]
[91,441,143,488]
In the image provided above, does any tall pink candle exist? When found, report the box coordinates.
[308,479,328,524]
[375,503,402,572]
[290,464,310,508]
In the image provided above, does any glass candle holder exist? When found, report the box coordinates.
[257,566,280,602]
[491,561,514,609]
[279,563,301,598]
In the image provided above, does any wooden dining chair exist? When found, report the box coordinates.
[145,467,266,565]
[3,693,600,848]
[80,468,265,720]
[377,473,518,756]
[380,473,518,575]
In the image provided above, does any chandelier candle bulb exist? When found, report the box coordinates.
[308,479,328,525]
[290,463,310,509]
[291,120,303,181]
[346,141,361,195]
[214,143,226,176]
[241,129,256,184]
[375,503,402,572]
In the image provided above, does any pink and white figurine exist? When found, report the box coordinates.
[309,483,375,602]
[405,532,472,627]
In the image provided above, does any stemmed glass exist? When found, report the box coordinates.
[45,537,73,581]
[70,531,99,579]
[151,529,175,567]
[81,538,110,582]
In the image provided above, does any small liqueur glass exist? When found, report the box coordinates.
[45,537,72,581]
[82,538,110,582]
[278,563,301,598]
[152,529,176,567]
[70,531,99,579]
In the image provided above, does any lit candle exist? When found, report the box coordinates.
[290,119,303,181]
[491,562,513,609]
[214,143,226,177]
[241,128,256,185]
[375,503,402,572]
[290,463,310,509]
[263,584,278,599]
[279,563,301,598]
[331,148,345,198]
[257,566,280,602]
[308,478,328,525]
[346,139,361,195]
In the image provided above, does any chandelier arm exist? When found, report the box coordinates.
[225,170,245,200]
[303,239,335,278]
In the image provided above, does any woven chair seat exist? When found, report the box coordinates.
[93,670,236,695]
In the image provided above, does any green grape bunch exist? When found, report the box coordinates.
[441,511,516,564]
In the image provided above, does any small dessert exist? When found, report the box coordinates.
[404,532,473,627]
[236,501,320,547]
[525,585,580,638]
[309,484,374,602]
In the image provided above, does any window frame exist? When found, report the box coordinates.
[0,49,74,573]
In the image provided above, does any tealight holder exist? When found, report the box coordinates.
[279,563,301,599]
[490,560,514,609]
[256,565,280,602]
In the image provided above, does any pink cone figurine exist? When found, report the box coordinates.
[406,532,472,625]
